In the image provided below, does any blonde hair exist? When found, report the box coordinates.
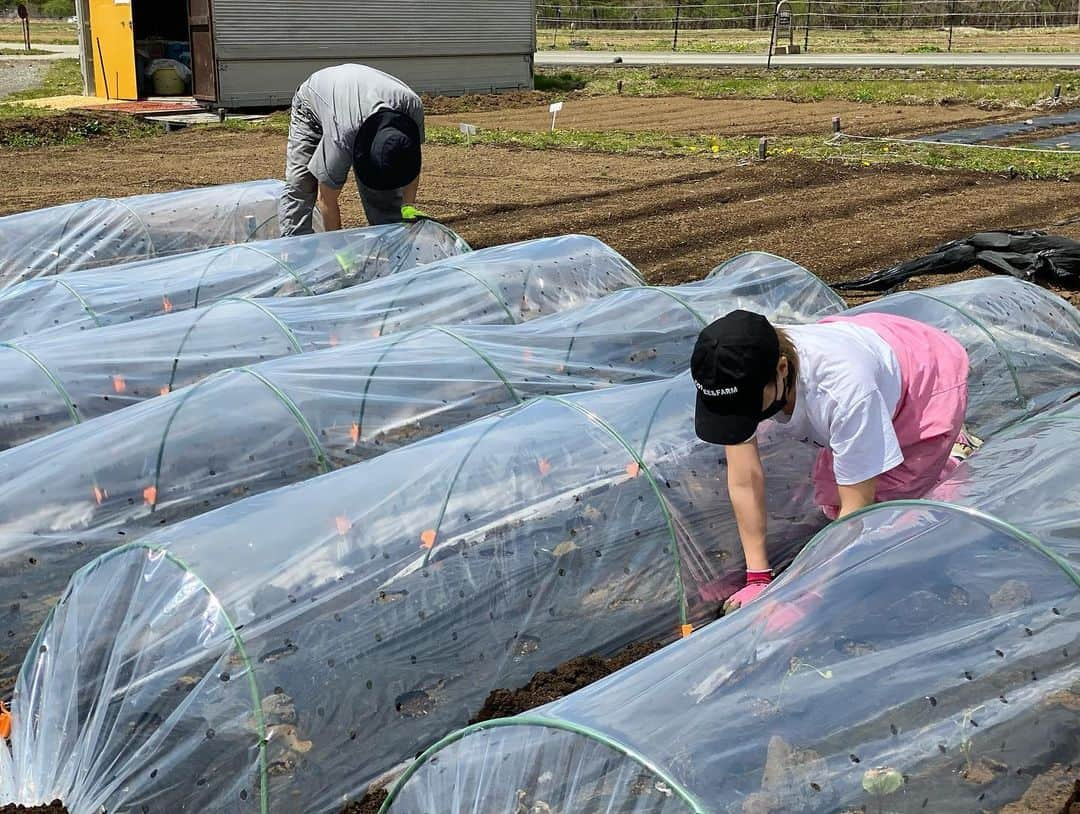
[774,326,800,392]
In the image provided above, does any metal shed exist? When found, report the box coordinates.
[75,0,536,108]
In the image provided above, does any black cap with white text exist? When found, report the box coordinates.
[690,310,780,445]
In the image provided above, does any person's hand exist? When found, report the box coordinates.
[762,590,824,635]
[722,568,772,615]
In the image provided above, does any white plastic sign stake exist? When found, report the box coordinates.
[459,123,477,144]
[549,101,563,132]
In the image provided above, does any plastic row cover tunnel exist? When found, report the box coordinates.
[0,235,642,450]
[3,279,1077,813]
[0,253,843,688]
[389,400,1080,814]
[847,276,1080,436]
[0,221,470,340]
[0,180,284,289]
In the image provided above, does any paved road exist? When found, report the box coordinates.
[0,42,79,61]
[536,50,1080,68]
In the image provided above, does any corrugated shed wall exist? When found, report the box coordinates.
[213,0,536,60]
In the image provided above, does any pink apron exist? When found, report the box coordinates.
[813,313,969,519]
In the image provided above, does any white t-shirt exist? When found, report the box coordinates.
[767,322,904,485]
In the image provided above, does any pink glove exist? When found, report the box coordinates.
[762,590,824,635]
[723,569,772,615]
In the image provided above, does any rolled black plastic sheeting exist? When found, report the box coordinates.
[835,230,1080,292]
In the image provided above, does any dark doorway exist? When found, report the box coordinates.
[131,0,194,98]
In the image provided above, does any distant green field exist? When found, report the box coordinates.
[0,19,77,45]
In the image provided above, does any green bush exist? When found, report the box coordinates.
[40,0,75,18]
[535,71,588,92]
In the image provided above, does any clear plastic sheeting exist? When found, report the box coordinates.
[0,221,470,339]
[0,235,641,450]
[0,180,284,289]
[5,274,1075,813]
[386,496,1078,814]
[926,398,1080,568]
[850,277,1080,434]
[4,376,828,813]
[0,253,843,688]
[0,739,12,802]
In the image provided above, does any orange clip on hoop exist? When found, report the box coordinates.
[420,529,437,549]
[328,335,340,347]
[142,485,158,506]
[111,375,127,394]
[159,386,170,397]
[680,624,693,638]
[162,296,173,314]
[92,485,107,505]
[335,516,352,536]
[0,700,10,739]
[349,423,361,444]
[626,462,640,478]
[538,458,552,476]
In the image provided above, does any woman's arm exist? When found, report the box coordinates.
[726,438,769,571]
[836,477,877,518]
[723,438,773,612]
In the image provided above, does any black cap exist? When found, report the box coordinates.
[354,110,422,191]
[691,310,780,445]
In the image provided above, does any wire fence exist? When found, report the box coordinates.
[537,0,1080,33]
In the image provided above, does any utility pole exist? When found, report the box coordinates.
[673,0,682,50]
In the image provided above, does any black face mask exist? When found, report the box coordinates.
[760,370,788,421]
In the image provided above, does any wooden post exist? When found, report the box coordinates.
[673,0,682,51]
[947,0,954,51]
[804,0,811,51]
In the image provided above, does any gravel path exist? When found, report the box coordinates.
[0,59,47,97]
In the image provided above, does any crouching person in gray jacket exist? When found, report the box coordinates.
[280,63,425,235]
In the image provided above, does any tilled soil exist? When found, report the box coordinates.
[997,765,1080,814]
[1,127,1076,305]
[429,95,1029,139]
[341,787,388,814]
[0,801,68,814]
[421,90,559,116]
[336,642,663,814]
[0,111,154,148]
[470,640,663,723]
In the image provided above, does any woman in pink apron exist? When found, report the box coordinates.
[691,309,972,614]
